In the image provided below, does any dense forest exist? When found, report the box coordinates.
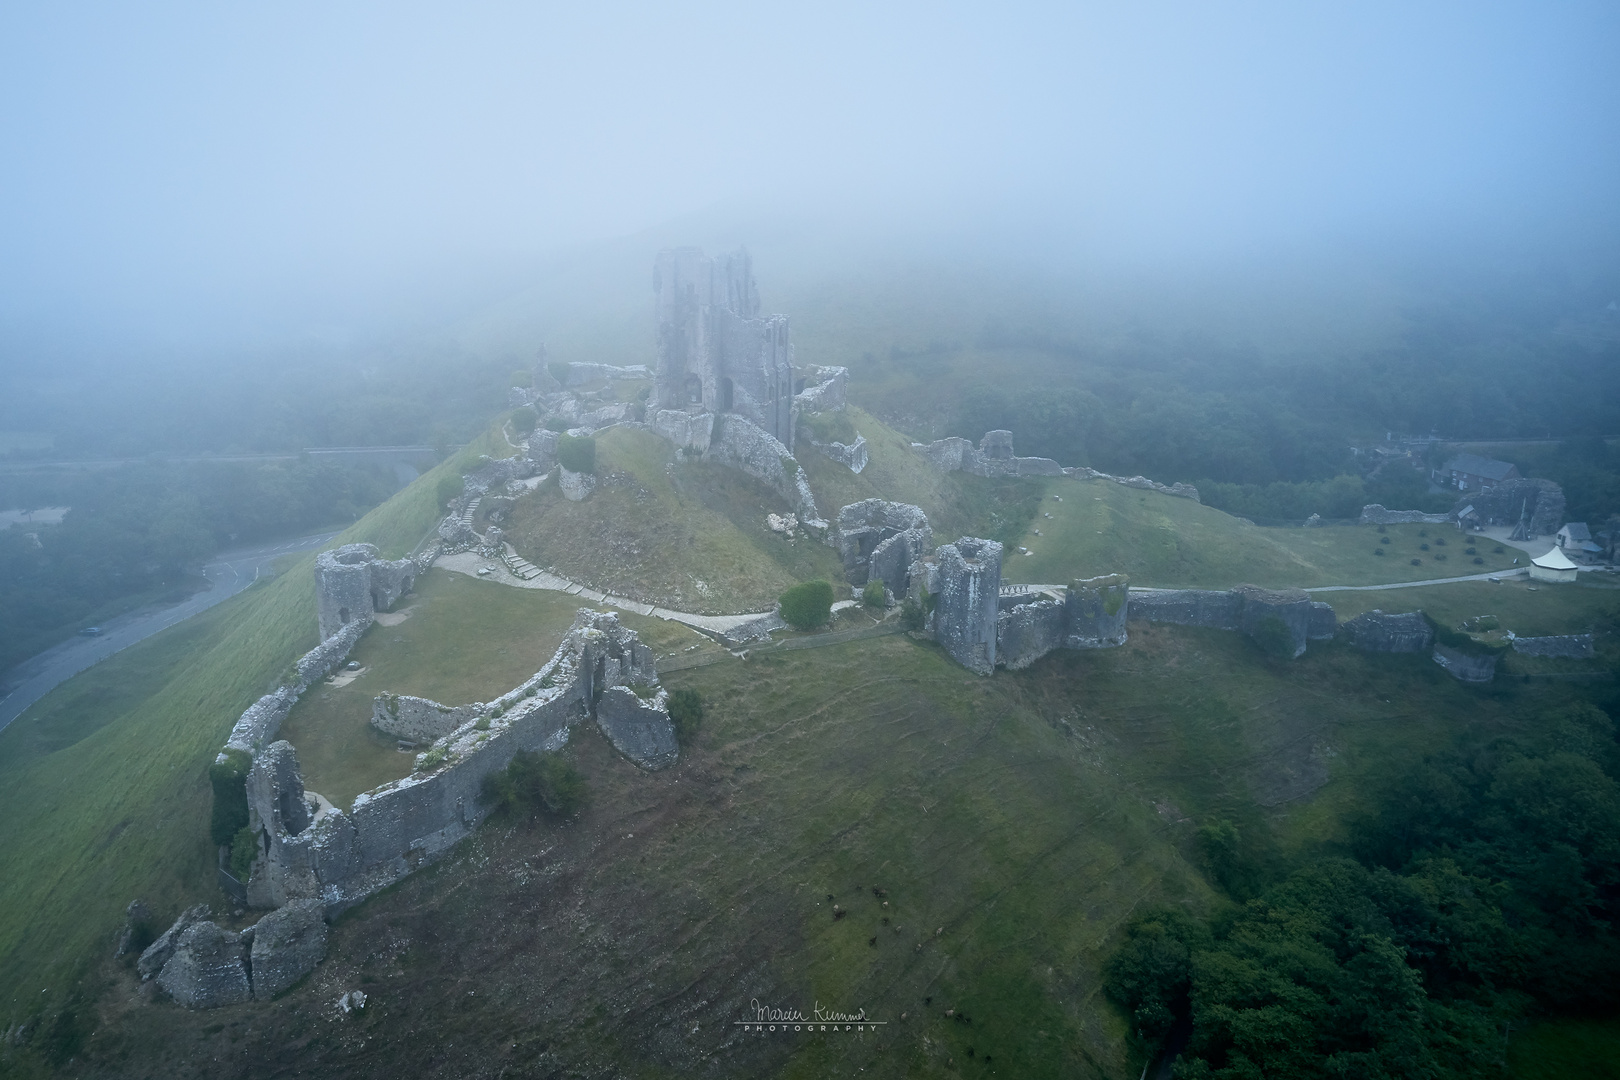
[1108,701,1620,1079]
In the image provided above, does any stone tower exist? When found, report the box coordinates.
[652,247,795,446]
[933,537,1002,675]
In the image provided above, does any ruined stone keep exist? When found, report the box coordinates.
[653,247,795,446]
[313,543,416,641]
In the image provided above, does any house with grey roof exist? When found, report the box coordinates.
[1435,453,1519,493]
[1556,522,1605,563]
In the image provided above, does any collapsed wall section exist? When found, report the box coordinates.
[244,610,675,913]
[917,430,1061,478]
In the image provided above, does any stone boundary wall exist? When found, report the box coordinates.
[811,434,868,473]
[1129,585,1318,658]
[372,694,482,744]
[1510,633,1596,659]
[1358,504,1452,525]
[794,366,848,412]
[1432,643,1498,683]
[246,611,673,914]
[996,596,1067,670]
[224,686,304,756]
[1339,611,1434,653]
[296,620,368,686]
[1065,468,1200,502]
[917,430,1062,479]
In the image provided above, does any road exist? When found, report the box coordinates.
[0,530,339,735]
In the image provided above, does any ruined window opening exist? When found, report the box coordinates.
[685,374,703,405]
[338,606,350,625]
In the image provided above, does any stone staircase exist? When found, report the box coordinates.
[501,545,542,580]
[459,496,482,526]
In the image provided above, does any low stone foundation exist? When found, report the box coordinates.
[1510,633,1595,659]
[1432,643,1497,683]
[1339,611,1433,653]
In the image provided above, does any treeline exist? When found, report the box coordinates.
[1107,702,1620,1078]
[941,302,1620,501]
[0,458,396,671]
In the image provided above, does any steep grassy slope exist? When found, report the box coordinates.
[1006,477,1521,588]
[0,432,500,1047]
[57,618,1600,1079]
[506,426,845,613]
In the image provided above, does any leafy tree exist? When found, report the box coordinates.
[510,407,537,435]
[779,580,835,630]
[862,580,886,607]
[480,750,587,820]
[208,749,252,847]
[667,688,704,744]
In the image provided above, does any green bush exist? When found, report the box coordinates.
[547,360,571,385]
[208,749,252,848]
[510,408,537,435]
[900,597,927,631]
[862,580,886,607]
[436,473,465,508]
[480,750,587,820]
[542,415,570,433]
[557,434,596,474]
[228,826,258,880]
[779,580,835,630]
[1249,616,1296,659]
[510,369,533,388]
[801,409,857,444]
[668,688,704,744]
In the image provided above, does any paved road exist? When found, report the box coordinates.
[0,530,339,735]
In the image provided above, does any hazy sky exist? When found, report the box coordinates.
[3,1,1618,348]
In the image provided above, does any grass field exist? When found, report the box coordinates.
[281,568,725,808]
[55,605,1602,1079]
[1006,477,1522,589]
[0,431,502,1051]
[1322,577,1620,637]
[506,426,846,613]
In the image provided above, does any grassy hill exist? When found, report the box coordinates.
[47,611,1608,1079]
[1005,477,1522,589]
[506,426,845,613]
[0,431,501,1061]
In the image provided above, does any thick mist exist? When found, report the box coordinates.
[2,0,1618,438]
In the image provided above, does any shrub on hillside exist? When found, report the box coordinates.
[209,749,252,848]
[668,688,704,744]
[481,750,587,820]
[229,826,257,880]
[900,597,927,630]
[557,434,596,474]
[436,473,465,509]
[862,580,886,607]
[511,408,537,435]
[1250,616,1295,659]
[547,361,571,385]
[779,580,835,630]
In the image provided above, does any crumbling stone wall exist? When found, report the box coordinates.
[295,619,367,687]
[1339,611,1433,653]
[1130,585,1318,658]
[812,434,868,473]
[933,537,1003,675]
[794,365,847,412]
[244,610,673,914]
[1432,643,1497,683]
[701,412,824,526]
[918,431,1062,478]
[156,921,252,1008]
[1308,602,1337,640]
[372,694,482,744]
[832,500,930,589]
[314,543,417,641]
[1510,633,1595,659]
[995,594,1066,670]
[1066,468,1201,501]
[1358,504,1453,526]
[1065,574,1130,648]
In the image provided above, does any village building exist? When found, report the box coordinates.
[1434,453,1520,493]
[1555,522,1605,563]
[1529,545,1580,584]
